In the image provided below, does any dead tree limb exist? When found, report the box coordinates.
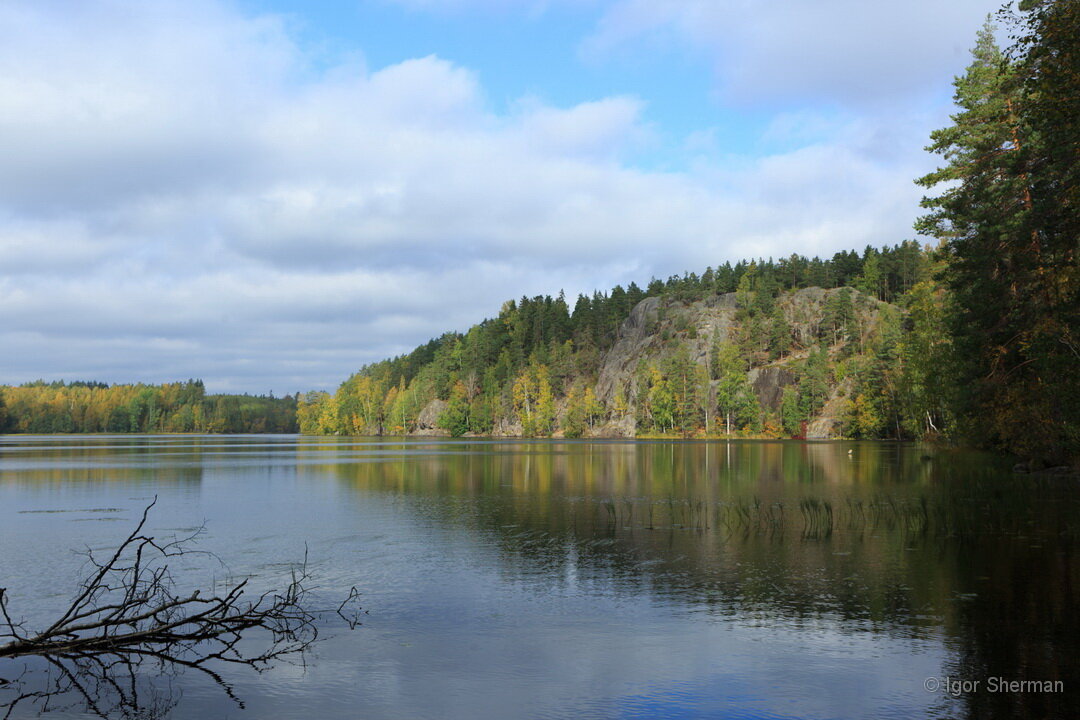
[0,499,338,718]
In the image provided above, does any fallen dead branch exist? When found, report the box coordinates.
[0,499,352,718]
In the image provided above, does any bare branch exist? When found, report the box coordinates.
[0,501,353,719]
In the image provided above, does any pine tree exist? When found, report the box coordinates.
[918,10,1079,463]
[1004,0,1080,463]
[781,387,801,436]
[768,305,792,360]
[799,346,831,419]
[916,20,1027,447]
[662,346,699,437]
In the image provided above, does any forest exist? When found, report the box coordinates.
[0,380,298,434]
[296,244,942,441]
[299,3,1078,467]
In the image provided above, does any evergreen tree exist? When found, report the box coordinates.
[662,346,699,437]
[768,305,792,360]
[799,346,831,419]
[644,365,675,433]
[781,387,801,436]
[1003,0,1080,463]
[918,10,1079,463]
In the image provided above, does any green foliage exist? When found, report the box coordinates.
[583,387,605,427]
[897,280,954,437]
[0,380,297,435]
[301,90,1079,462]
[713,341,756,435]
[297,391,337,435]
[512,363,555,437]
[639,364,675,433]
[735,262,758,312]
[798,346,831,419]
[822,288,857,345]
[848,308,905,439]
[563,386,587,439]
[916,8,1080,463]
[535,370,556,437]
[322,239,945,437]
[781,387,801,436]
[663,346,701,437]
[634,348,711,437]
[437,381,471,437]
[768,305,792,360]
[856,250,885,301]
[469,392,494,435]
[335,373,389,435]
[848,392,885,439]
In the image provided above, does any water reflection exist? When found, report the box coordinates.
[321,440,1080,719]
[2,654,181,719]
[0,436,1077,719]
[0,435,218,487]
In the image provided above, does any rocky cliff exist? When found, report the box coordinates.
[340,285,892,440]
[590,287,887,438]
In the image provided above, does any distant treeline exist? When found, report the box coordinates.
[0,380,297,434]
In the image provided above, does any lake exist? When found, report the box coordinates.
[0,435,1077,719]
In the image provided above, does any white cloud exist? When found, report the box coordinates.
[0,0,954,392]
[515,96,648,159]
[384,0,997,106]
[583,0,998,107]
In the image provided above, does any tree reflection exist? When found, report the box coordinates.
[2,654,181,719]
[323,439,1080,719]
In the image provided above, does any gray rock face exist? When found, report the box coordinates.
[594,293,741,408]
[416,399,448,432]
[747,366,798,412]
[592,416,635,438]
[492,416,524,437]
[805,381,855,439]
[589,287,884,436]
[595,295,662,405]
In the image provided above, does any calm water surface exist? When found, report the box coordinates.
[0,435,1077,719]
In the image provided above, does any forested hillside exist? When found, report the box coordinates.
[0,380,298,434]
[300,3,1079,468]
[297,242,946,442]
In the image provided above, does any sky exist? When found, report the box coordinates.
[0,0,1002,395]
